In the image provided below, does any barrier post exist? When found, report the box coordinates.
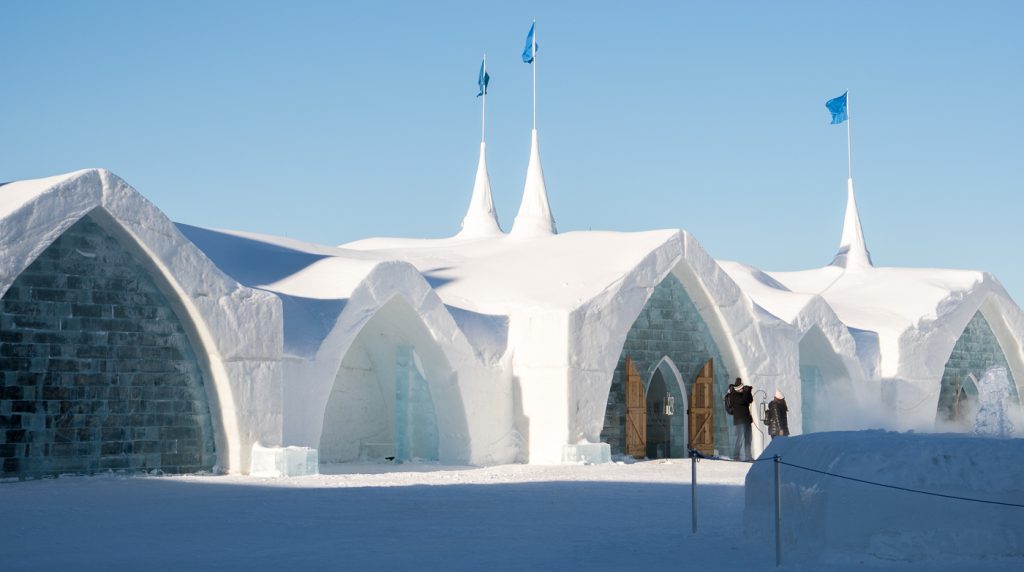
[774,454,782,567]
[691,449,698,534]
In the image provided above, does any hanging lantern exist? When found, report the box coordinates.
[664,394,675,416]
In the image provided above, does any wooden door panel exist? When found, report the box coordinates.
[625,357,647,459]
[688,358,715,456]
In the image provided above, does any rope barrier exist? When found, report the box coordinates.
[689,450,774,464]
[777,459,1024,509]
[691,450,1024,508]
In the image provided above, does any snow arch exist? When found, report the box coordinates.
[599,271,737,457]
[886,282,1024,432]
[319,295,460,462]
[570,230,786,460]
[1,212,216,476]
[284,262,481,465]
[935,308,1022,431]
[0,170,284,474]
[976,294,1024,414]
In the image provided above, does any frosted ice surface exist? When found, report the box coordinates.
[250,444,320,477]
[972,366,1016,438]
[394,347,439,462]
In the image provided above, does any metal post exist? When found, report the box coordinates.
[774,454,782,567]
[533,21,537,129]
[846,89,853,180]
[691,449,698,534]
[481,53,486,143]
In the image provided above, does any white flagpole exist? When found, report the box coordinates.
[532,20,537,130]
[482,53,487,143]
[846,89,853,181]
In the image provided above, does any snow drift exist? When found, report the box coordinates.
[745,431,1024,562]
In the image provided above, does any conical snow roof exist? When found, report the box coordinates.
[830,178,873,269]
[510,129,556,237]
[458,141,502,237]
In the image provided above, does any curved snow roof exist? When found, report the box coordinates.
[178,225,508,363]
[343,229,681,314]
[719,253,1024,422]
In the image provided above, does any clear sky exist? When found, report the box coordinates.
[4,2,1023,302]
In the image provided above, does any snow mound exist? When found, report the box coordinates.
[745,431,1024,563]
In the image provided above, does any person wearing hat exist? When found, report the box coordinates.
[725,377,754,460]
[766,389,790,438]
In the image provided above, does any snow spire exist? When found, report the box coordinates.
[458,141,502,238]
[831,178,873,269]
[510,128,556,237]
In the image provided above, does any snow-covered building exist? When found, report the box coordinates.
[2,138,1022,478]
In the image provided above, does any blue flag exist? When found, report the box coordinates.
[522,22,537,64]
[826,92,848,124]
[477,59,489,97]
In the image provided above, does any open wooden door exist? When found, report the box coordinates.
[688,358,714,456]
[624,357,647,459]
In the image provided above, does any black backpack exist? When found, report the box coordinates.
[724,391,734,415]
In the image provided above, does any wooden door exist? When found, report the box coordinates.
[688,358,715,456]
[624,357,647,459]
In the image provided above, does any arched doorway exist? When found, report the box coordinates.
[936,311,1020,431]
[319,297,453,464]
[644,357,688,459]
[0,214,216,478]
[646,369,670,458]
[601,273,732,458]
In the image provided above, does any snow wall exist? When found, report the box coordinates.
[745,431,1024,562]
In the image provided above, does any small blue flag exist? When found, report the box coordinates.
[826,92,848,125]
[477,59,489,97]
[522,22,537,64]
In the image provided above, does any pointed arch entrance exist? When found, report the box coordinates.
[643,356,688,459]
[601,273,733,458]
[936,311,1021,431]
[319,296,464,464]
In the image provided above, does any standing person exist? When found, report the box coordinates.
[767,389,790,438]
[725,378,754,460]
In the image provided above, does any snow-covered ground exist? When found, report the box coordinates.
[747,431,1024,565]
[3,459,1021,571]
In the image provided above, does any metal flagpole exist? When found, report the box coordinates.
[532,20,537,130]
[482,53,487,143]
[846,89,853,181]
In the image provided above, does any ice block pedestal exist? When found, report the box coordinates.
[562,442,611,464]
[250,444,320,477]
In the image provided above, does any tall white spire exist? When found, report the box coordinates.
[458,141,502,238]
[510,129,556,237]
[831,178,872,269]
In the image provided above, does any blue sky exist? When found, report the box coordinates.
[4,2,1023,302]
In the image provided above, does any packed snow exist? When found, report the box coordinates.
[746,431,1024,564]
[4,443,1022,571]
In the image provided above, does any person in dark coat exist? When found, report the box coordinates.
[766,389,790,438]
[725,378,754,460]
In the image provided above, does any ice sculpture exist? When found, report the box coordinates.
[394,346,440,461]
[972,366,1015,438]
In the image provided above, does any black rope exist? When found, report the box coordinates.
[688,450,773,464]
[777,459,1024,509]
